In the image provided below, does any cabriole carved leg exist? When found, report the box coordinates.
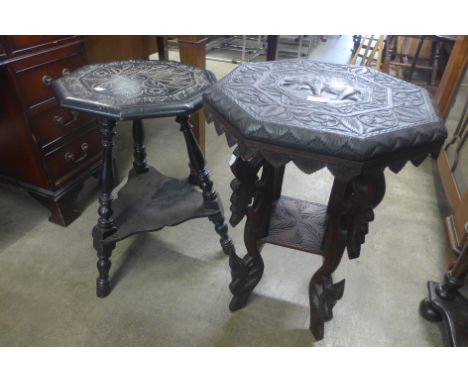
[93,117,117,298]
[309,170,386,340]
[228,154,277,311]
[132,119,149,173]
[177,115,235,255]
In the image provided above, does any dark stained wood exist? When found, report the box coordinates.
[420,232,468,346]
[102,166,222,244]
[6,36,70,54]
[206,58,445,341]
[50,57,235,297]
[177,114,234,255]
[92,117,117,298]
[0,36,165,226]
[42,124,101,187]
[438,148,462,209]
[29,181,84,226]
[16,53,85,106]
[309,170,385,339]
[1,36,82,64]
[30,104,94,149]
[0,37,6,58]
[84,36,157,64]
[0,35,102,225]
[435,35,468,119]
[266,36,279,61]
[83,33,207,163]
[177,36,207,154]
[132,119,149,173]
[156,36,168,61]
[88,112,235,297]
[435,42,467,265]
[260,196,327,254]
[228,152,262,227]
[228,154,273,311]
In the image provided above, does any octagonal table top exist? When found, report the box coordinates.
[52,60,216,120]
[204,59,446,163]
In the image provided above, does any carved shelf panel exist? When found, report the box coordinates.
[260,196,327,255]
[103,166,220,244]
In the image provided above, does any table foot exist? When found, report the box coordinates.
[96,277,112,298]
[228,253,264,311]
[93,226,116,298]
[419,297,443,322]
[309,275,345,340]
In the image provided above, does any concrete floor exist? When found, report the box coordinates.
[0,36,452,346]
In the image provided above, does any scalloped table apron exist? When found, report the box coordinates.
[203,58,447,341]
[52,60,236,298]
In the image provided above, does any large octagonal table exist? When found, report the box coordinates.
[204,58,447,340]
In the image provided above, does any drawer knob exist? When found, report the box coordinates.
[42,75,53,86]
[53,111,78,128]
[64,142,88,164]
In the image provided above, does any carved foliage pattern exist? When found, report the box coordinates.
[55,60,214,112]
[204,58,446,162]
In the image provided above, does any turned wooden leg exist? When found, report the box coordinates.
[228,154,277,311]
[93,117,117,298]
[430,39,441,86]
[177,114,235,255]
[436,248,468,301]
[309,170,386,340]
[132,119,149,173]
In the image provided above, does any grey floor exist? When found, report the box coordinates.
[0,36,452,346]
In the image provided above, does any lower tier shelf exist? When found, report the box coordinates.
[260,196,328,255]
[102,166,221,244]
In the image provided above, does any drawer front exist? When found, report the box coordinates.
[16,54,85,107]
[6,36,69,53]
[0,39,5,58]
[30,106,95,149]
[44,127,101,186]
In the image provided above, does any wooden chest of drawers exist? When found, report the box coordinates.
[0,36,101,225]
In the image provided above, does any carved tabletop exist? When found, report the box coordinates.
[204,58,446,177]
[204,59,448,341]
[53,59,216,120]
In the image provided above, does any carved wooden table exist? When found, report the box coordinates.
[52,60,235,298]
[203,58,447,340]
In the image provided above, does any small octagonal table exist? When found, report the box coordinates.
[53,60,235,298]
[203,58,447,340]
